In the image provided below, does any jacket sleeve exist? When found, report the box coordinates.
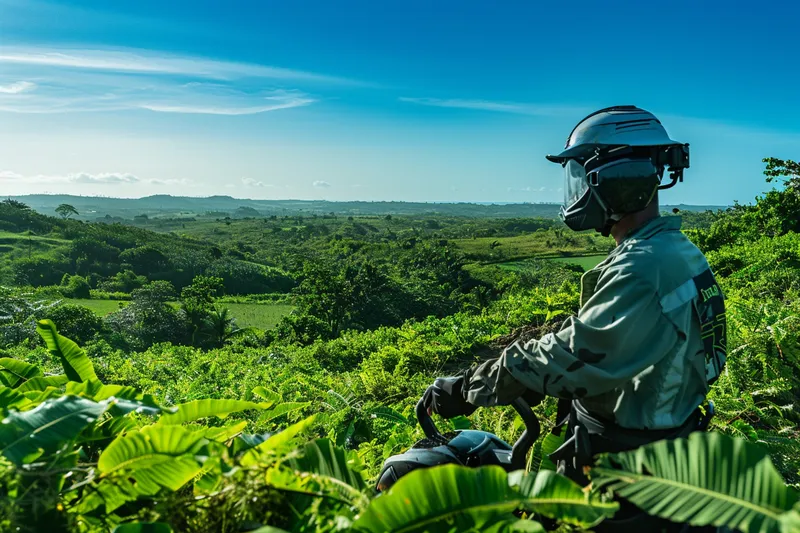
[462,267,679,407]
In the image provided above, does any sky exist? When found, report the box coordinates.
[0,0,799,205]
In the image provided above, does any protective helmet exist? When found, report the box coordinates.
[546,105,690,236]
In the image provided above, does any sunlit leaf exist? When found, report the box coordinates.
[258,401,310,424]
[241,415,316,465]
[591,431,800,533]
[16,375,69,393]
[112,523,173,533]
[510,469,618,528]
[36,319,97,382]
[0,357,42,388]
[0,395,105,464]
[354,465,522,533]
[156,398,269,425]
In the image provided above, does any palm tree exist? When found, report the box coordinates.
[206,306,241,347]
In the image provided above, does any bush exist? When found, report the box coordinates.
[59,274,91,298]
[42,303,103,344]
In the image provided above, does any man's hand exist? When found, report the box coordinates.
[424,376,478,419]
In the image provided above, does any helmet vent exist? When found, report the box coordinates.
[615,120,654,131]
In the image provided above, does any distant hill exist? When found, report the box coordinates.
[8,194,729,221]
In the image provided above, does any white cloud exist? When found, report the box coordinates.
[313,180,331,188]
[0,170,24,180]
[0,46,357,84]
[149,178,191,186]
[0,73,316,115]
[0,170,139,184]
[242,177,273,188]
[140,97,314,116]
[399,97,588,117]
[0,81,35,94]
[69,172,139,184]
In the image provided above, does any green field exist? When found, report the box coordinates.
[451,232,613,263]
[66,299,294,330]
[66,299,128,316]
[497,254,607,273]
[547,254,607,270]
[221,302,295,329]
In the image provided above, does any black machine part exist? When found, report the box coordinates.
[375,395,541,492]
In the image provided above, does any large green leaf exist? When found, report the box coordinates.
[242,415,317,465]
[36,319,97,382]
[203,420,248,442]
[0,386,31,410]
[15,375,69,393]
[780,504,800,533]
[252,386,280,406]
[0,395,106,464]
[258,401,311,424]
[156,398,269,425]
[510,469,618,528]
[274,438,368,508]
[0,357,42,388]
[353,465,524,533]
[98,424,207,485]
[529,430,564,473]
[66,379,139,401]
[112,523,173,533]
[591,431,800,533]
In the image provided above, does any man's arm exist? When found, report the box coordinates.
[462,268,679,407]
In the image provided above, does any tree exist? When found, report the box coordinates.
[1,198,29,210]
[55,204,79,219]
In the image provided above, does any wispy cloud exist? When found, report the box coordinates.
[0,46,357,84]
[140,98,313,116]
[0,45,349,115]
[400,97,587,117]
[241,177,271,187]
[149,178,192,186]
[0,72,316,115]
[506,186,547,193]
[0,170,184,186]
[0,81,35,94]
[313,180,331,188]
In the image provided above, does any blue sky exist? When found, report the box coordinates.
[1,0,798,204]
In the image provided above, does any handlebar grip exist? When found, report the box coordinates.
[510,397,541,470]
[416,389,441,439]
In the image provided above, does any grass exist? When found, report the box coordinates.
[547,254,607,270]
[222,302,294,330]
[65,299,294,330]
[451,232,613,263]
[497,254,607,273]
[66,299,128,316]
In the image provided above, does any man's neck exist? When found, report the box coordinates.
[610,205,660,245]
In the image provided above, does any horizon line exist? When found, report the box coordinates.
[5,193,731,208]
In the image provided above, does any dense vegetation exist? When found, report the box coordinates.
[0,158,798,532]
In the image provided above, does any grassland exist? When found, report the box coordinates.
[450,232,613,263]
[65,298,294,329]
[220,302,294,329]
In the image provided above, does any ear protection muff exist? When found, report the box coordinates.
[586,158,662,215]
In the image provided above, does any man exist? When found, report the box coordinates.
[426,106,727,489]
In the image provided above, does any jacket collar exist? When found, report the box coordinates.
[622,215,682,243]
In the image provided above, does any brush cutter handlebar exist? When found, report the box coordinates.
[416,392,541,470]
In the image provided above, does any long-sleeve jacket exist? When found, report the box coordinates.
[462,216,727,430]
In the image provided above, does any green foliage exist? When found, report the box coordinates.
[592,431,800,533]
[43,303,103,344]
[60,273,91,298]
[55,204,79,219]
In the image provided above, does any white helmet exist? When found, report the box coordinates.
[546,105,689,235]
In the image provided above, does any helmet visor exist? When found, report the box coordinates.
[564,159,588,207]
